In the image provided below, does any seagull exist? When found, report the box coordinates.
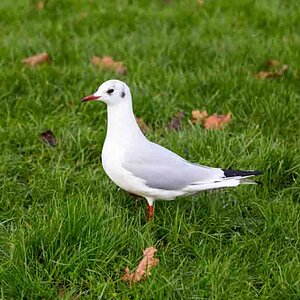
[81,79,262,219]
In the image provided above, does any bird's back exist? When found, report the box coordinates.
[122,140,224,190]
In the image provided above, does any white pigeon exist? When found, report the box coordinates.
[81,79,262,219]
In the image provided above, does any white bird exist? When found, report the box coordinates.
[81,79,262,219]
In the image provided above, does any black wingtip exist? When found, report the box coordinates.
[223,169,263,178]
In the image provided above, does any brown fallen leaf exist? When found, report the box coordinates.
[266,59,281,68]
[277,64,289,75]
[255,71,273,79]
[168,111,185,131]
[92,55,127,75]
[122,246,159,285]
[204,113,231,129]
[36,0,45,11]
[40,130,57,147]
[191,110,208,125]
[255,67,288,79]
[191,110,231,129]
[255,60,288,79]
[22,52,51,67]
[136,117,149,133]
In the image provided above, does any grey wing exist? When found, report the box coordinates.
[122,141,224,190]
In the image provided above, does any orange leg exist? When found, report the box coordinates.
[147,204,154,220]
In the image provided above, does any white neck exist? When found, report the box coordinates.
[105,100,145,145]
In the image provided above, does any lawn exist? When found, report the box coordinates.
[1,0,300,298]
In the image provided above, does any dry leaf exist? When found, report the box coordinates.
[191,110,231,129]
[255,71,274,79]
[40,130,57,147]
[255,60,288,79]
[36,0,45,11]
[276,64,288,75]
[197,0,205,6]
[255,66,288,79]
[204,113,231,129]
[92,55,127,75]
[266,59,281,68]
[191,110,208,124]
[122,246,159,285]
[22,53,50,67]
[136,117,149,133]
[168,111,185,131]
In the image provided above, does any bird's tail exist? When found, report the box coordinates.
[222,169,263,185]
[183,169,263,194]
[222,169,263,178]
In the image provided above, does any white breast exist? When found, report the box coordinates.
[101,140,146,195]
[101,140,186,200]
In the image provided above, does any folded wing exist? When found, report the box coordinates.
[122,141,225,190]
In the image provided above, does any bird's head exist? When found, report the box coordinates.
[81,79,131,106]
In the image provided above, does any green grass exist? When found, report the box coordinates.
[1,0,300,298]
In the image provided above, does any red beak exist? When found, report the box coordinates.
[81,94,101,102]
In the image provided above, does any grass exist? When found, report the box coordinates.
[1,0,300,298]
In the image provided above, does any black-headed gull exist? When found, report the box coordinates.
[81,79,262,219]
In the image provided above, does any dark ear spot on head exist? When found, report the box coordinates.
[121,91,126,98]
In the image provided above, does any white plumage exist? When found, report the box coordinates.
[81,79,262,218]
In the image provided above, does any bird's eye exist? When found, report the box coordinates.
[107,89,114,95]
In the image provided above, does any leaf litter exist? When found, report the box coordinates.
[191,110,208,125]
[204,113,231,129]
[36,0,45,11]
[255,59,288,79]
[92,56,127,75]
[168,111,185,131]
[197,0,205,6]
[22,52,51,67]
[40,130,57,147]
[122,246,159,285]
[192,110,231,129]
